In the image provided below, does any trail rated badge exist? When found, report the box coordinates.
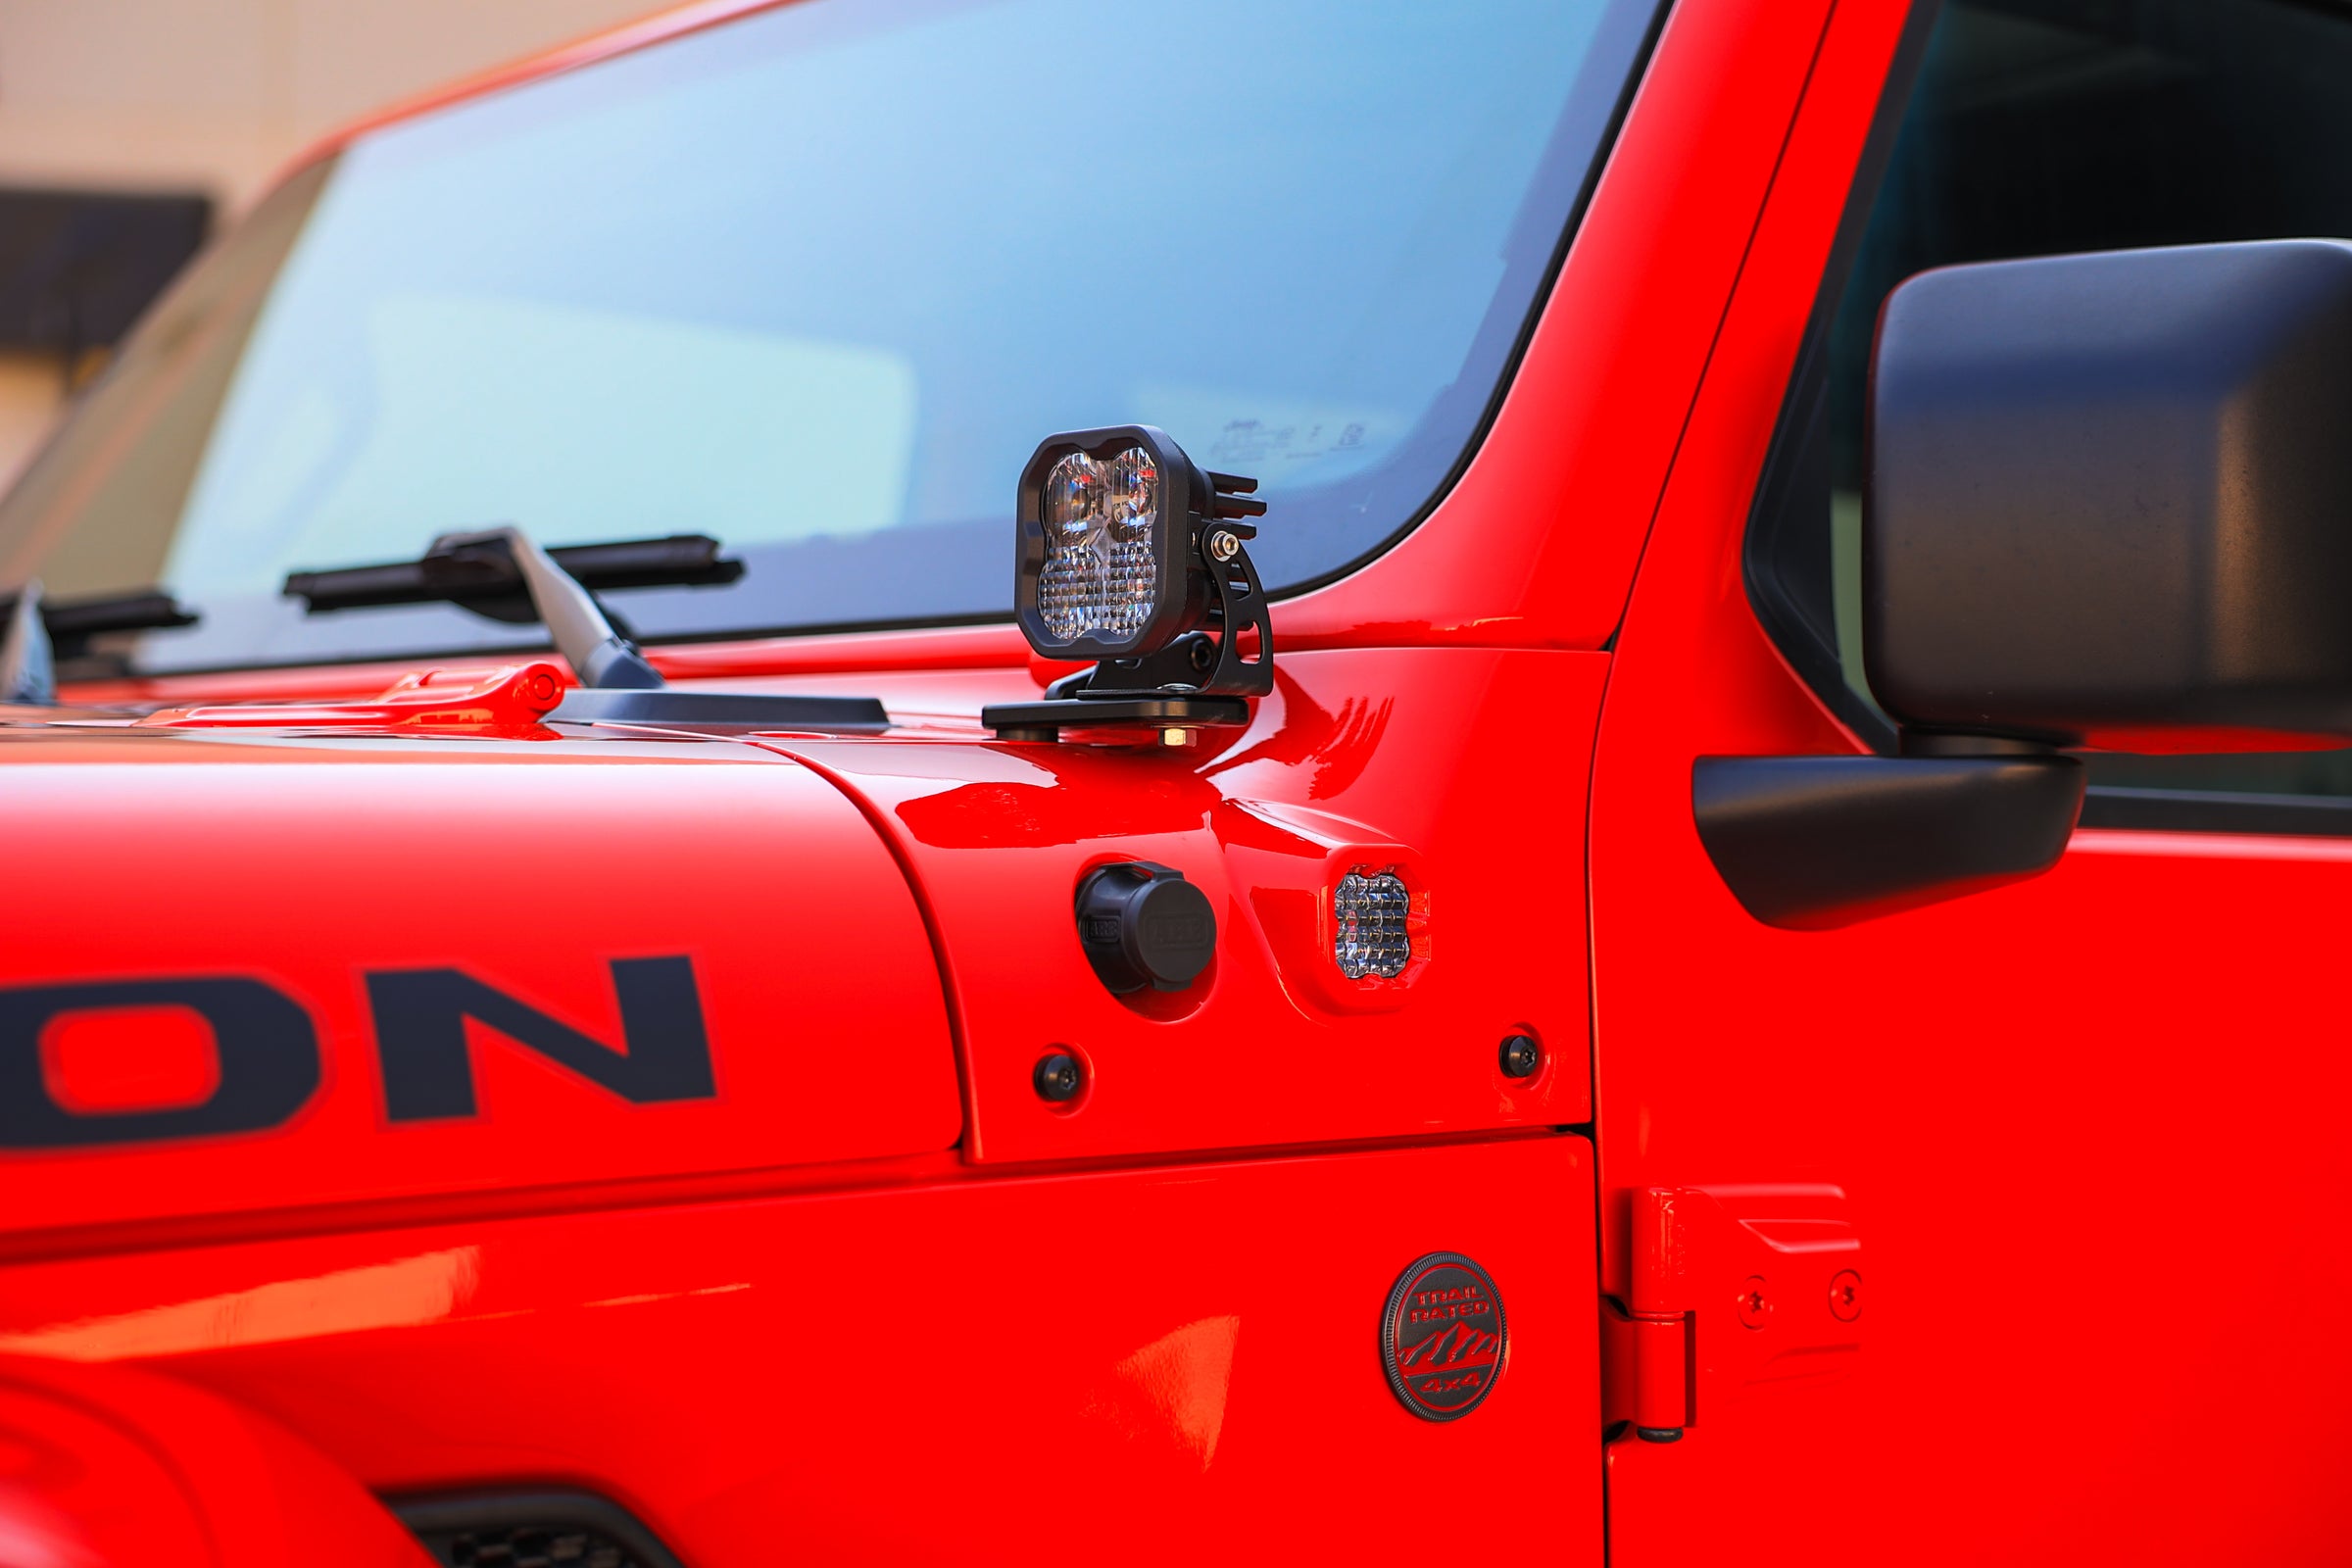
[1382,1251,1506,1421]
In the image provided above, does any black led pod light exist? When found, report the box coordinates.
[984,424,1272,742]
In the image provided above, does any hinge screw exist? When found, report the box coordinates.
[1737,1275,1771,1330]
[1033,1052,1084,1103]
[1829,1268,1862,1323]
[1499,1034,1542,1079]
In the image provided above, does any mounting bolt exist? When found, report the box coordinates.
[1736,1275,1771,1330]
[1499,1034,1542,1078]
[1205,528,1243,563]
[1828,1268,1862,1323]
[1033,1052,1083,1103]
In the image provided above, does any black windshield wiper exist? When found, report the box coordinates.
[291,526,675,689]
[283,532,743,619]
[0,585,200,667]
[283,526,883,729]
[0,586,200,640]
[0,581,201,705]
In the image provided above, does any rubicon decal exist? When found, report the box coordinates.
[0,956,714,1150]
[367,958,713,1120]
[1381,1251,1506,1421]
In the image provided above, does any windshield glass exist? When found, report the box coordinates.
[0,0,1658,676]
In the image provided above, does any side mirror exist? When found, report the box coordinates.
[1700,241,2352,927]
[1867,240,2352,747]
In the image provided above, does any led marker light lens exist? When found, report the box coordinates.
[1039,450,1105,643]
[1102,445,1159,639]
[1334,868,1411,979]
[1037,445,1163,644]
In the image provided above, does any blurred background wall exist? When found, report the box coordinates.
[0,0,662,488]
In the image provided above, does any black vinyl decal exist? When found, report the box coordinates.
[0,977,319,1149]
[368,956,715,1121]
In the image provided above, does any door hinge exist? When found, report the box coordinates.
[1600,1185,1862,1443]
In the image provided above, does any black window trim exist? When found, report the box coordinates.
[1740,0,1936,760]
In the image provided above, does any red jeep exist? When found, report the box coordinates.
[4,0,2350,1561]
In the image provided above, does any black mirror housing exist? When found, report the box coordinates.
[1865,240,2352,747]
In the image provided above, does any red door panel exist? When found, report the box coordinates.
[1591,0,2352,1555]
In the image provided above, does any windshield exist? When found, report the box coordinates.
[0,0,1658,676]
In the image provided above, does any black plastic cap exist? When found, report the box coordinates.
[1867,240,2352,743]
[578,637,665,691]
[1074,861,1216,995]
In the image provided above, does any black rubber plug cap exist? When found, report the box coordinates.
[1074,861,1216,994]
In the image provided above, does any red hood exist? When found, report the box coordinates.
[0,714,960,1249]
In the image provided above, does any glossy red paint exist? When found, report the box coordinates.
[0,1137,1599,1566]
[0,0,1838,1555]
[142,661,567,732]
[1592,0,2352,1558]
[0,1354,429,1564]
[1599,1184,1862,1436]
[763,647,1600,1165]
[60,623,1044,710]
[17,0,2330,1559]
[0,726,958,1239]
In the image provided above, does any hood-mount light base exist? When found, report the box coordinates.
[983,693,1250,744]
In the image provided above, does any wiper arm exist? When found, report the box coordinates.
[283,532,742,617]
[0,580,55,706]
[289,530,760,689]
[469,527,664,690]
[281,527,888,727]
[346,526,670,689]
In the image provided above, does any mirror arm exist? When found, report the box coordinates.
[1691,754,2083,930]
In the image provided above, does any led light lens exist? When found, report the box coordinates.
[1101,446,1159,638]
[1045,451,1104,537]
[1037,445,1160,644]
[1334,869,1411,979]
[1105,446,1157,540]
[1039,452,1104,642]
